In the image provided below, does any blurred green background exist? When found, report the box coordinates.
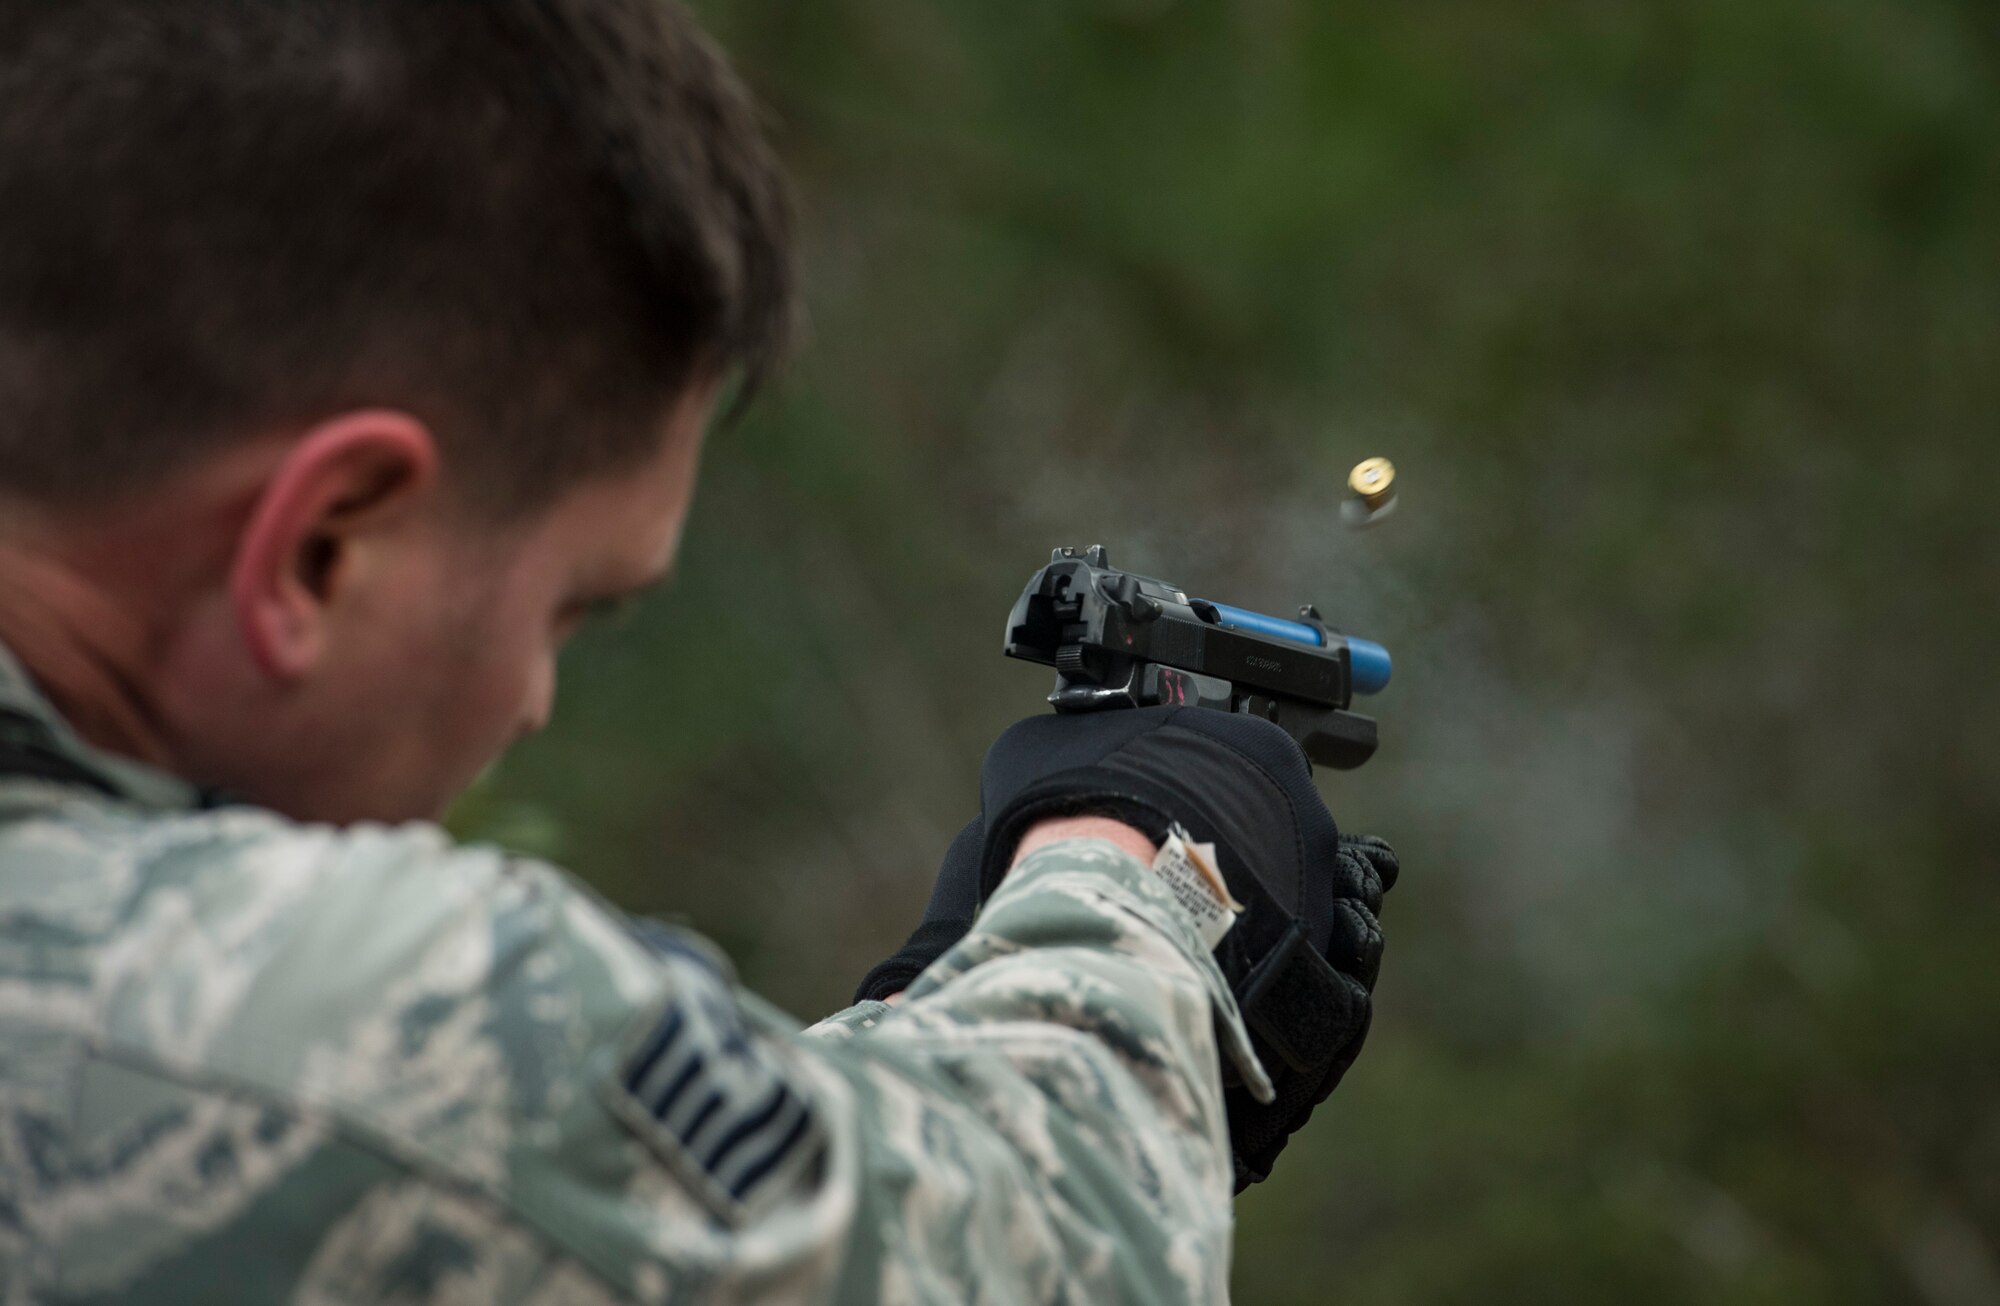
[453,1,2000,1300]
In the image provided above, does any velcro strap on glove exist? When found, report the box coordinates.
[1234,919,1362,1075]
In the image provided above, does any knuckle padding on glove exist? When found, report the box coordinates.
[1341,834,1400,895]
[1332,848,1385,914]
[1328,899,1384,983]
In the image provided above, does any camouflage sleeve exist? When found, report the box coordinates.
[584,835,1269,1301]
[793,835,1273,1302]
[49,811,1265,1303]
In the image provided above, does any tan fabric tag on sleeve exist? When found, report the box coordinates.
[1148,824,1245,950]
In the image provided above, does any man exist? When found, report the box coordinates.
[0,1,1393,1301]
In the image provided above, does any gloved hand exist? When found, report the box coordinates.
[855,705,1397,1190]
[853,817,982,1004]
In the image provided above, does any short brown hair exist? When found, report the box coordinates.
[0,0,794,516]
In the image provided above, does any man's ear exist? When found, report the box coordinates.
[229,411,440,680]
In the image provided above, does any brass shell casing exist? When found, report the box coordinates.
[1348,457,1397,509]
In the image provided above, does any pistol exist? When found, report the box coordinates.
[1003,545,1390,770]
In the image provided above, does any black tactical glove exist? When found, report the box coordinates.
[856,705,1396,1189]
[853,818,982,1004]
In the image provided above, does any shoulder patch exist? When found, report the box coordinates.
[602,932,825,1224]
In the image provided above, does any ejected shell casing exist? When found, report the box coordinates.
[1341,457,1398,527]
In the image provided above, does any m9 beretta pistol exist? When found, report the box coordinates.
[1004,545,1391,769]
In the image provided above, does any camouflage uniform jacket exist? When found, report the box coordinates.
[0,642,1272,1304]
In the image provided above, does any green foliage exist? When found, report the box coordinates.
[458,0,1999,1296]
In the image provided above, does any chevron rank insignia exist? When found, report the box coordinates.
[605,931,826,1224]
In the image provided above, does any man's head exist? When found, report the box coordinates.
[0,0,794,822]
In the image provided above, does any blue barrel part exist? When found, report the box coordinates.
[1346,637,1393,695]
[1200,601,1325,648]
[1198,599,1392,695]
